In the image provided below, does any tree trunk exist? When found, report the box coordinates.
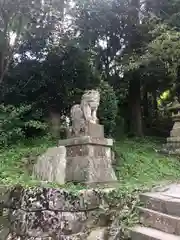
[143,87,151,132]
[143,88,149,120]
[0,52,5,83]
[129,76,143,137]
[127,0,143,136]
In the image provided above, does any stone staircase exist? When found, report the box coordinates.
[130,190,180,239]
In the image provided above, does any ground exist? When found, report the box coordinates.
[115,137,180,188]
[0,136,180,190]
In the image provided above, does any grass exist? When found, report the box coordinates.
[0,136,180,190]
[0,137,56,187]
[115,137,180,188]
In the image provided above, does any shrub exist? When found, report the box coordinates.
[0,104,47,146]
[98,81,118,137]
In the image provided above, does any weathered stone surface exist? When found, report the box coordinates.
[70,90,100,137]
[160,98,180,154]
[84,122,104,138]
[65,156,117,185]
[139,206,180,235]
[59,137,113,147]
[167,136,180,142]
[131,225,179,240]
[68,122,104,139]
[170,129,180,137]
[47,188,103,211]
[87,227,107,240]
[66,145,111,158]
[59,136,117,185]
[33,146,66,185]
[57,232,89,240]
[1,186,123,240]
[66,145,89,158]
[131,183,180,240]
[163,142,180,150]
[9,209,87,237]
[8,187,115,212]
[6,232,88,240]
[24,189,48,211]
[140,192,180,217]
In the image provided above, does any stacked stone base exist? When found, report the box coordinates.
[2,186,121,240]
[58,136,117,187]
[160,121,180,155]
[161,137,180,155]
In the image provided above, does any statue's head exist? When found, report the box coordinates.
[81,90,100,110]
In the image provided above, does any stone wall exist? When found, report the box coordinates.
[2,186,127,240]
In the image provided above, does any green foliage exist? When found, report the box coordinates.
[2,0,180,138]
[3,45,100,117]
[98,81,118,137]
[0,104,47,146]
[115,137,180,184]
[0,136,179,187]
[0,135,179,240]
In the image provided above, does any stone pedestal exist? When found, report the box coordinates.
[67,122,104,138]
[59,136,117,186]
[161,98,180,155]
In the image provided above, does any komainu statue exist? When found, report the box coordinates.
[70,90,100,136]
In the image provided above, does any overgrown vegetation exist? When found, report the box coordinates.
[1,136,178,238]
[1,0,180,237]
[0,105,47,146]
[1,0,180,139]
[115,137,180,185]
[98,81,118,137]
[0,136,180,189]
[0,0,180,206]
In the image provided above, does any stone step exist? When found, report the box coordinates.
[130,225,180,240]
[140,192,180,217]
[139,207,180,235]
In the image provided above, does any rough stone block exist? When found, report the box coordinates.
[20,188,48,211]
[59,136,113,147]
[33,146,66,185]
[9,209,87,237]
[170,129,180,137]
[8,187,115,212]
[66,145,112,159]
[7,233,88,240]
[84,122,104,138]
[67,123,104,139]
[5,186,119,239]
[47,188,103,211]
[167,137,180,142]
[65,156,117,185]
[87,227,107,240]
[172,122,180,129]
[58,136,117,186]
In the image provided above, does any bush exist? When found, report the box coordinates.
[98,81,118,137]
[0,104,47,146]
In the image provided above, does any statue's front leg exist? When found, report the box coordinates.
[92,108,98,123]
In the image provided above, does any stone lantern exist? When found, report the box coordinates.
[162,97,180,154]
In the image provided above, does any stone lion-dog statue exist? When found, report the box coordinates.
[70,90,100,136]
